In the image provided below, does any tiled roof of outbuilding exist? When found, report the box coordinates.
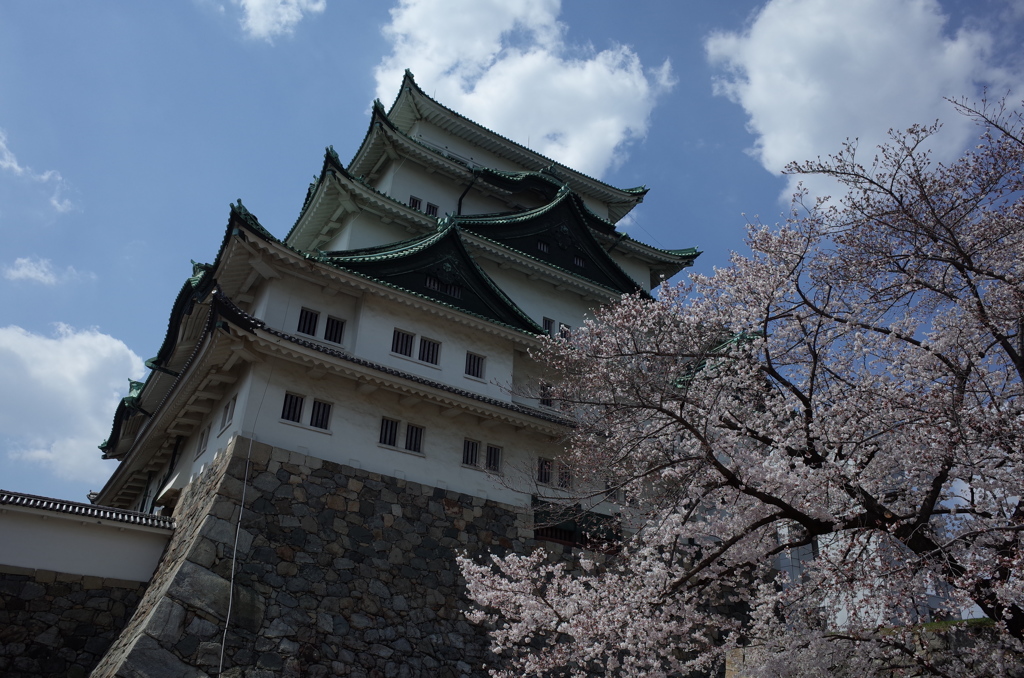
[0,489,175,529]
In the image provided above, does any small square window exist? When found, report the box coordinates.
[573,254,586,268]
[542,317,555,337]
[426,203,439,217]
[405,424,425,454]
[310,400,332,430]
[559,323,572,339]
[409,195,422,211]
[418,337,441,365]
[462,439,480,467]
[379,417,399,446]
[220,396,236,430]
[324,316,345,344]
[485,445,502,472]
[282,393,304,423]
[297,308,319,336]
[537,240,550,254]
[537,458,553,485]
[392,329,415,357]
[465,352,485,379]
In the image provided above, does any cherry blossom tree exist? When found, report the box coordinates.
[460,100,1024,677]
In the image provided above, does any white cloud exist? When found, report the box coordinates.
[2,256,93,286]
[705,0,1024,198]
[0,129,74,213]
[232,0,326,41]
[375,0,674,178]
[0,324,145,485]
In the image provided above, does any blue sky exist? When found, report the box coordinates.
[2,0,1021,502]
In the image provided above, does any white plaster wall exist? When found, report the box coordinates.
[353,294,516,402]
[410,122,520,173]
[0,509,170,581]
[476,259,598,331]
[321,211,417,252]
[607,249,656,290]
[239,360,554,507]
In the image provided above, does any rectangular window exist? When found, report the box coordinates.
[324,316,345,344]
[297,308,319,336]
[425,274,463,299]
[379,417,399,446]
[281,393,304,423]
[462,439,480,467]
[465,352,485,379]
[573,254,586,268]
[486,445,502,472]
[537,240,550,254]
[309,400,332,430]
[405,424,425,454]
[418,337,441,365]
[542,317,555,337]
[539,383,553,408]
[558,466,572,489]
[392,329,415,357]
[559,323,572,339]
[537,458,553,485]
[425,203,439,217]
[220,396,236,430]
[194,426,210,460]
[409,195,422,211]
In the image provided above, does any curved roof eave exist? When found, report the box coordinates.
[383,70,648,223]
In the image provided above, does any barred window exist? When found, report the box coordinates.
[539,383,553,408]
[220,396,236,430]
[310,400,332,430]
[324,316,345,344]
[465,352,485,379]
[379,417,399,446]
[573,254,586,268]
[558,466,572,489]
[537,458,553,485]
[537,240,550,254]
[409,195,422,211]
[405,424,425,453]
[426,203,439,217]
[486,445,502,472]
[425,274,462,299]
[418,337,441,365]
[542,317,555,337]
[559,323,572,339]
[194,426,210,460]
[297,308,319,336]
[462,439,480,467]
[392,329,415,357]
[281,393,304,423]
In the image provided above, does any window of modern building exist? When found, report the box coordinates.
[465,352,485,379]
[282,393,304,423]
[418,337,441,365]
[392,329,415,357]
[379,417,399,446]
[324,316,345,344]
[462,439,480,467]
[297,307,319,336]
[309,400,332,430]
[405,424,425,453]
[409,195,422,211]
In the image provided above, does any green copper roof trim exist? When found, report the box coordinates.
[386,70,649,200]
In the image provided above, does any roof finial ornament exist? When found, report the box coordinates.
[326,145,340,165]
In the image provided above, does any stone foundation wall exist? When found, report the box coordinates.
[0,565,146,678]
[92,436,537,677]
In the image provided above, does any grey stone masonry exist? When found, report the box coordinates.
[91,436,538,677]
[0,565,146,678]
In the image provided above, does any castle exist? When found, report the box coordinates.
[0,71,697,677]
